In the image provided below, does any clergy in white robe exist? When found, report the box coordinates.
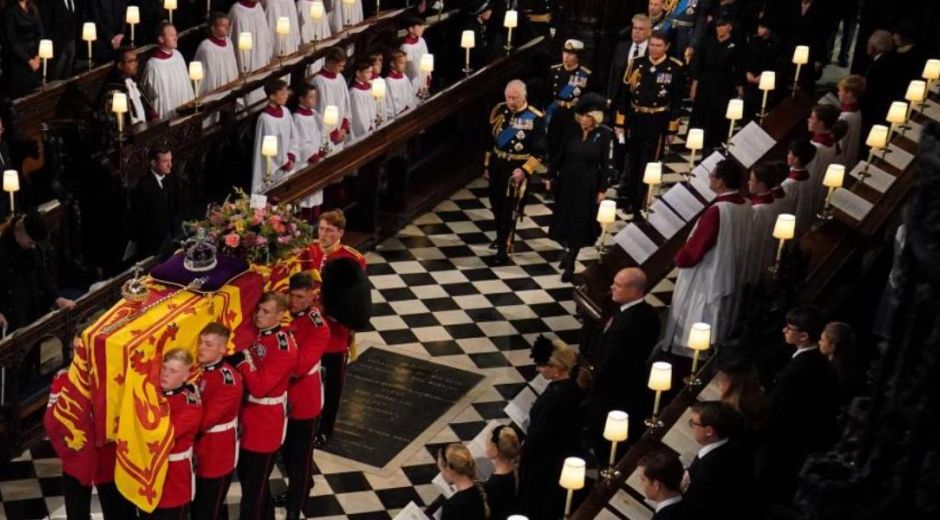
[229,0,274,104]
[781,139,818,238]
[385,50,416,118]
[329,0,363,33]
[292,82,325,208]
[837,75,865,168]
[140,23,195,119]
[400,17,429,82]
[312,47,352,148]
[193,13,239,95]
[298,0,332,43]
[266,0,302,57]
[663,160,753,353]
[349,61,377,139]
[743,164,783,284]
[252,79,298,193]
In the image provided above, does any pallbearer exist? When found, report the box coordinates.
[192,323,243,520]
[484,79,546,265]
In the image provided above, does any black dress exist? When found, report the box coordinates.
[519,376,585,520]
[484,471,520,520]
[441,484,489,520]
[549,125,612,251]
[3,2,43,98]
[689,35,742,149]
[742,35,782,122]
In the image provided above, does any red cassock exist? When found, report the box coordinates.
[158,385,203,509]
[236,326,299,453]
[43,369,97,486]
[302,241,367,353]
[194,361,243,478]
[287,308,330,419]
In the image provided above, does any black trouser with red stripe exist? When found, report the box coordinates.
[192,472,233,519]
[318,352,348,438]
[282,417,320,517]
[237,449,277,520]
[97,481,138,520]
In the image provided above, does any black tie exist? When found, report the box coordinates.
[632,44,639,59]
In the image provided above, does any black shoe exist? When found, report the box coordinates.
[488,240,499,250]
[314,433,330,448]
[561,266,574,283]
[273,492,288,508]
[491,252,510,265]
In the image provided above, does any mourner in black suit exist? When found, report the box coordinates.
[684,401,756,520]
[519,337,586,520]
[636,449,689,520]
[128,146,181,260]
[860,30,897,139]
[757,305,840,506]
[587,267,660,462]
[85,0,126,62]
[40,0,79,79]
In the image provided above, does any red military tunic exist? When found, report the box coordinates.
[287,307,330,419]
[159,385,203,509]
[236,326,299,453]
[302,241,367,353]
[44,369,97,486]
[194,360,243,478]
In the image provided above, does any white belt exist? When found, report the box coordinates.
[47,392,60,407]
[206,417,238,433]
[168,447,193,462]
[247,392,288,406]
[306,361,322,377]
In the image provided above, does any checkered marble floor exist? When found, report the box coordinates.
[0,138,693,520]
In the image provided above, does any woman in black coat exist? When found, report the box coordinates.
[548,93,613,283]
[2,0,43,98]
[519,336,587,520]
[689,18,743,149]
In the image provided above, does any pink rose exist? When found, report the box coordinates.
[278,235,291,244]
[224,233,240,248]
[255,236,268,246]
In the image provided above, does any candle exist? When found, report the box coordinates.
[38,39,54,59]
[759,71,776,91]
[3,170,19,192]
[647,361,672,391]
[822,163,845,188]
[643,162,663,185]
[371,77,386,98]
[311,0,325,19]
[189,61,204,81]
[725,99,743,120]
[866,124,889,149]
[238,32,253,50]
[276,16,290,36]
[111,92,128,113]
[596,199,616,224]
[461,30,475,49]
[323,105,339,126]
[82,22,97,42]
[906,80,926,102]
[685,128,704,150]
[419,53,435,73]
[126,5,140,24]
[503,9,518,28]
[792,45,809,65]
[261,135,278,157]
[924,59,940,81]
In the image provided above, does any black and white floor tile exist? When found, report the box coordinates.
[0,138,694,520]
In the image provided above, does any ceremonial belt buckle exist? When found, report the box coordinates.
[168,447,194,462]
[248,392,288,406]
[206,417,238,433]
[555,99,575,108]
[668,18,694,28]
[631,103,669,114]
[526,13,552,23]
[492,148,530,161]
[306,361,322,377]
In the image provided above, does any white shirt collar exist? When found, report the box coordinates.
[619,298,643,312]
[792,345,818,358]
[697,438,729,459]
[152,170,165,188]
[654,495,682,512]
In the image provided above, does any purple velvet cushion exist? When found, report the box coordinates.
[150,253,250,293]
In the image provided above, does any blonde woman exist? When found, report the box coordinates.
[437,443,490,520]
[484,425,522,519]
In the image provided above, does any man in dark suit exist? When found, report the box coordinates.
[587,267,660,463]
[684,400,755,519]
[891,22,927,93]
[637,449,688,520]
[757,305,840,506]
[861,30,897,140]
[40,0,79,79]
[127,145,180,261]
[86,0,127,62]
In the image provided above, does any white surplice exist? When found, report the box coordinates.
[349,81,376,139]
[252,106,298,193]
[266,0,302,57]
[297,0,332,43]
[400,35,429,82]
[329,0,363,33]
[229,0,275,105]
[312,69,352,148]
[193,36,239,94]
[385,70,416,118]
[140,49,195,119]
[742,195,781,284]
[292,106,324,207]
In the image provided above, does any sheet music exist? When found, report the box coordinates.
[432,473,456,499]
[818,92,839,106]
[660,407,701,467]
[596,507,625,520]
[529,374,550,395]
[394,502,431,520]
[609,488,653,519]
[697,376,723,401]
[913,98,940,121]
[830,187,874,222]
[647,199,685,239]
[904,119,924,143]
[689,168,717,201]
[661,184,705,221]
[690,150,724,179]
[466,421,497,480]
[503,387,537,432]
[613,223,658,264]
[849,161,896,194]
[883,143,915,171]
[728,121,776,168]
